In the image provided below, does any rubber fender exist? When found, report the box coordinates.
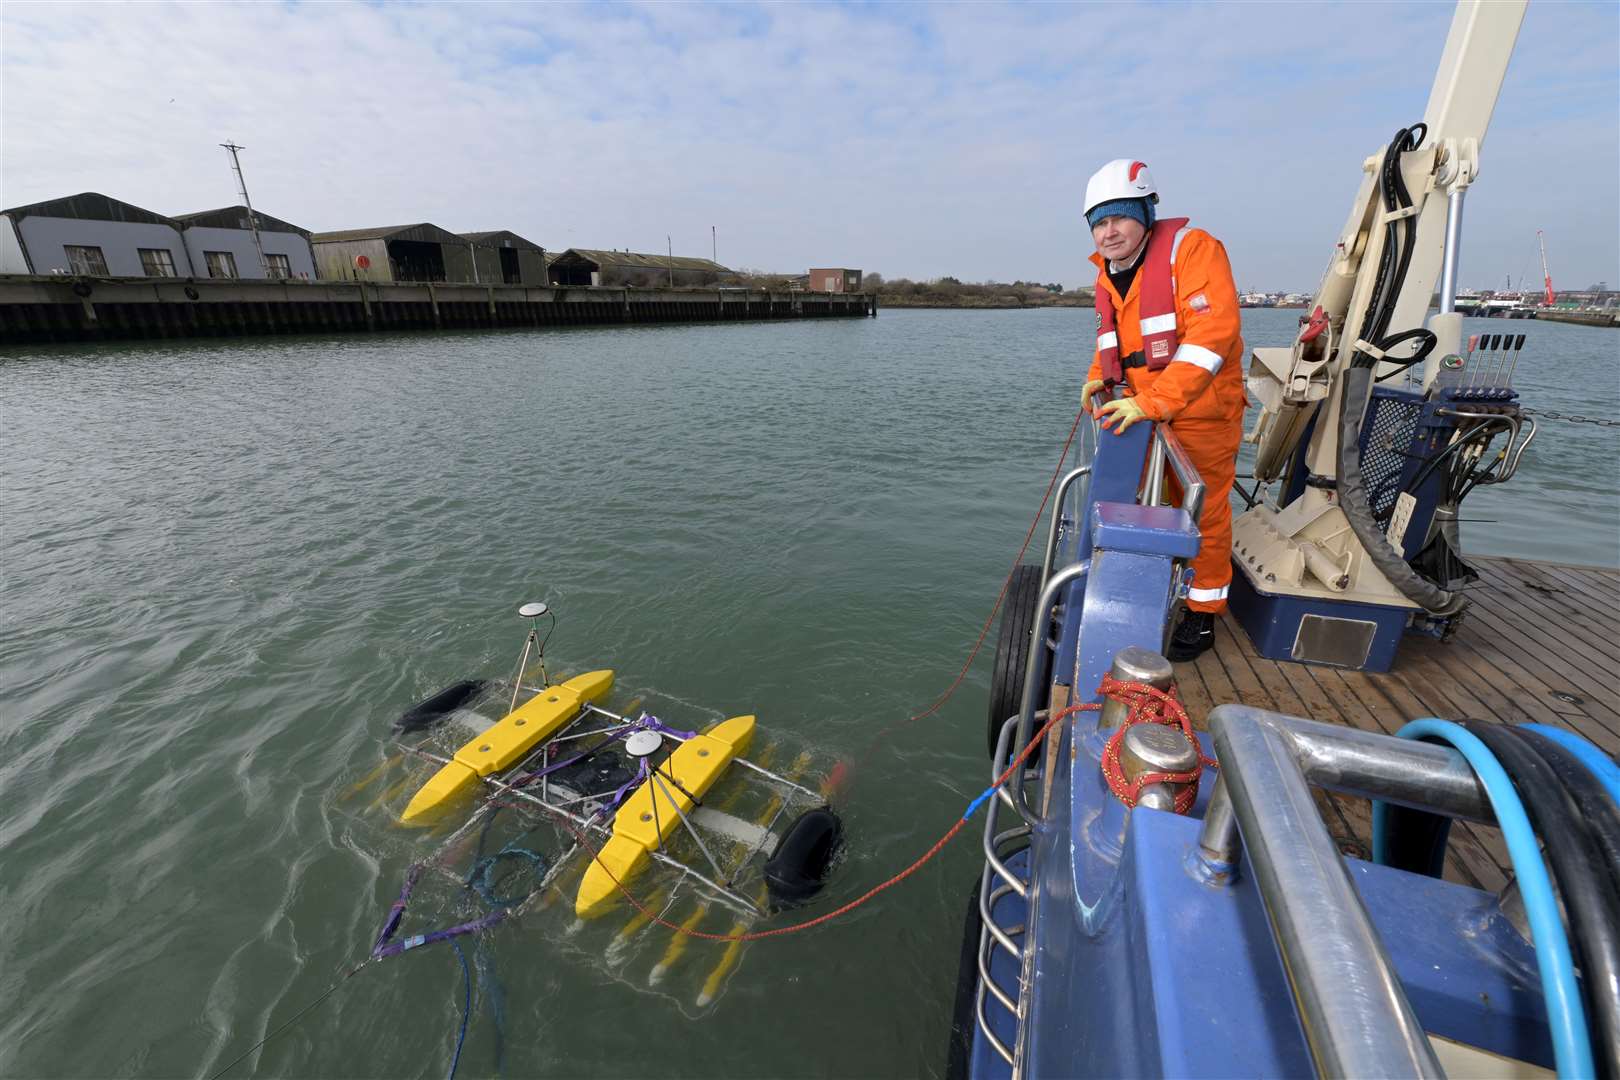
[986,564,1044,758]
[764,807,843,909]
[184,285,200,301]
[71,281,93,298]
[394,678,492,733]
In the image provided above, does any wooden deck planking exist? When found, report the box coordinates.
[1173,556,1619,891]
[1478,560,1620,673]
[1449,588,1620,742]
[1465,565,1620,722]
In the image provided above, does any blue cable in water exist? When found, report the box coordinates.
[1380,719,1594,1079]
[1522,723,1620,804]
[448,938,471,1080]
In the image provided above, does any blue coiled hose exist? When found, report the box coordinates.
[1377,719,1595,1079]
[1523,724,1620,805]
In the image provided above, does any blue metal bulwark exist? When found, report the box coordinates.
[1052,422,1157,687]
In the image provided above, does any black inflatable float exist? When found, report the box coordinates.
[764,807,843,909]
[394,678,492,733]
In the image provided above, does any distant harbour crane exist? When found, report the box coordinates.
[1537,229,1555,306]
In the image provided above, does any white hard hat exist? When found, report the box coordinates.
[1084,159,1159,217]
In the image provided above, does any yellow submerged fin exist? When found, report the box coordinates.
[574,715,755,918]
[400,670,614,825]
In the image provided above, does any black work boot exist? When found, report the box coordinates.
[1167,610,1216,662]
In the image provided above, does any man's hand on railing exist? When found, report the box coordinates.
[1082,378,1107,414]
[1097,396,1150,433]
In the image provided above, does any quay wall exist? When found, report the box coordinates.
[0,276,878,344]
[1536,308,1619,329]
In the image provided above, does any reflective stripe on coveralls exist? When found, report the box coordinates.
[1088,222,1246,613]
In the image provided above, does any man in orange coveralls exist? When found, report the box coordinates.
[1080,158,1246,661]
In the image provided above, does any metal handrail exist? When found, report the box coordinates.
[1039,465,1091,593]
[976,715,1031,1067]
[1155,422,1206,522]
[1202,705,1447,1078]
[1008,561,1090,824]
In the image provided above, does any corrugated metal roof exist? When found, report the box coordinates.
[172,205,311,237]
[0,192,177,226]
[311,223,465,245]
[460,230,544,252]
[552,248,730,273]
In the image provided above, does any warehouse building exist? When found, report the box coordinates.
[546,248,730,288]
[0,192,192,277]
[460,231,546,285]
[173,206,317,280]
[311,223,475,283]
[808,268,862,293]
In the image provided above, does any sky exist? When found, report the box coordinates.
[1,1,1616,292]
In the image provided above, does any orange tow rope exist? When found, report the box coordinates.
[545,403,1101,943]
[839,402,1089,783]
[546,700,1098,942]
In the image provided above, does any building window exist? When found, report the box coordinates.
[205,251,239,279]
[264,253,292,279]
[64,245,109,276]
[139,248,177,277]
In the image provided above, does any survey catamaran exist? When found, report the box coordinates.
[956,2,1618,1077]
[365,599,844,1003]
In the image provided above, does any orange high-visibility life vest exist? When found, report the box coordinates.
[1095,216,1191,387]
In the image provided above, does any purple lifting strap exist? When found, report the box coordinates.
[373,909,508,960]
[640,714,697,741]
[371,863,425,957]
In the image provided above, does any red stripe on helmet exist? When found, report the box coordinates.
[1129,161,1147,180]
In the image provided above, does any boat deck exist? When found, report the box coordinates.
[1175,556,1620,892]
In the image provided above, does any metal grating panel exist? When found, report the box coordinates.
[1360,395,1424,524]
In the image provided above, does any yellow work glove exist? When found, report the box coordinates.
[1096,396,1151,433]
[1082,378,1107,414]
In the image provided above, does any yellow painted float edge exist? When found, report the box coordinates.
[399,669,615,826]
[574,715,756,918]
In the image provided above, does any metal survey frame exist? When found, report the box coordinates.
[397,696,824,922]
[402,743,765,919]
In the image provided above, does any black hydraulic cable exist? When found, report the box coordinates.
[1378,125,1426,344]
[1403,421,1507,497]
[1338,122,1464,613]
[1517,728,1620,894]
[1467,722,1620,1078]
[1339,366,1464,612]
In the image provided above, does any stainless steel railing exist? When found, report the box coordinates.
[976,715,1034,1068]
[1195,705,1496,1078]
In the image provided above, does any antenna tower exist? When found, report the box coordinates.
[220,141,269,277]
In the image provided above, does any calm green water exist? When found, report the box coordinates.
[1,309,1615,1079]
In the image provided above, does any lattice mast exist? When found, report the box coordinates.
[220,142,269,278]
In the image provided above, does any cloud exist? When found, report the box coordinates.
[1,0,1614,290]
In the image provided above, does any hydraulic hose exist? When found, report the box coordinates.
[1524,723,1620,804]
[1338,366,1465,613]
[1335,124,1462,614]
[1380,719,1594,1079]
[1518,730,1620,900]
[1470,723,1620,1078]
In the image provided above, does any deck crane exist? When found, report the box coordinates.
[1228,0,1537,671]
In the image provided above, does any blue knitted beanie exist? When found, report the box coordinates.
[1086,197,1154,231]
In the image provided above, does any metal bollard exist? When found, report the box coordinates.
[1098,645,1174,730]
[1121,722,1200,811]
